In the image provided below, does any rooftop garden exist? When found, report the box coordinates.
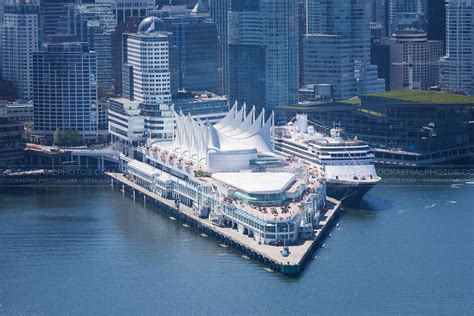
[365,90,474,104]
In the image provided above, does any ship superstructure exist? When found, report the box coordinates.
[273,114,381,201]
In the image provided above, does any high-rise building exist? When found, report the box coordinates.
[121,16,172,139]
[440,0,474,95]
[111,16,143,94]
[369,0,387,36]
[109,15,228,144]
[209,0,229,95]
[427,0,447,53]
[388,0,425,35]
[303,0,385,101]
[0,0,5,72]
[122,17,171,105]
[1,2,40,100]
[39,0,75,37]
[151,2,218,94]
[95,0,155,24]
[371,37,404,91]
[228,0,299,116]
[392,13,443,90]
[33,42,98,143]
[66,3,116,90]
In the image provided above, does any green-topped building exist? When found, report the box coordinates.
[279,90,474,166]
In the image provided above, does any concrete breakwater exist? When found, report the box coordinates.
[108,172,342,277]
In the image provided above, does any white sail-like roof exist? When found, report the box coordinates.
[158,103,275,170]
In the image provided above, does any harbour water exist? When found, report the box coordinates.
[1,171,473,314]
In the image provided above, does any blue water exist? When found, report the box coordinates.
[1,179,473,314]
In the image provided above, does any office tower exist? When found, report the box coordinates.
[122,17,171,105]
[0,0,4,24]
[1,2,40,100]
[39,0,75,37]
[427,0,446,52]
[111,16,143,94]
[95,0,155,24]
[33,42,98,144]
[67,3,116,90]
[368,0,387,36]
[440,0,474,95]
[151,2,218,94]
[305,0,319,34]
[303,0,385,101]
[371,38,404,91]
[209,0,229,95]
[298,0,305,86]
[388,0,425,35]
[392,14,443,89]
[0,0,5,72]
[227,0,299,115]
[122,16,172,139]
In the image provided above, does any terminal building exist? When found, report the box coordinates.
[279,90,474,166]
[123,104,327,245]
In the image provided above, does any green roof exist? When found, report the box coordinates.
[278,90,474,111]
[365,90,474,104]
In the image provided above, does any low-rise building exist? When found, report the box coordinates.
[0,100,33,123]
[108,97,145,146]
[108,91,229,145]
[0,118,24,167]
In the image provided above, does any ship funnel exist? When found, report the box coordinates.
[296,114,308,134]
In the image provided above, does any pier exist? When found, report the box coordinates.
[107,172,342,276]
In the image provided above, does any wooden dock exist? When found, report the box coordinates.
[107,172,342,276]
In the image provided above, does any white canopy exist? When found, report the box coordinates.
[167,103,275,170]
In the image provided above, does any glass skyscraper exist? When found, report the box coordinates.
[95,0,155,25]
[67,3,116,90]
[388,0,425,35]
[440,0,474,95]
[209,0,229,95]
[150,4,219,94]
[1,2,40,100]
[303,0,385,101]
[228,0,299,116]
[33,42,98,143]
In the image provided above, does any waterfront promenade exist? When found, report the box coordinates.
[107,172,341,275]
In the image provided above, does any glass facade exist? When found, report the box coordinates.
[32,43,98,143]
[280,95,474,164]
[228,0,299,117]
[303,0,385,102]
[209,0,229,95]
[152,12,218,94]
[1,3,40,100]
[440,1,474,95]
[67,3,116,89]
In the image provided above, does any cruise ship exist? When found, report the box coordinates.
[273,115,381,202]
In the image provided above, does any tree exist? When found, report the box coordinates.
[53,128,82,146]
[53,128,64,145]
